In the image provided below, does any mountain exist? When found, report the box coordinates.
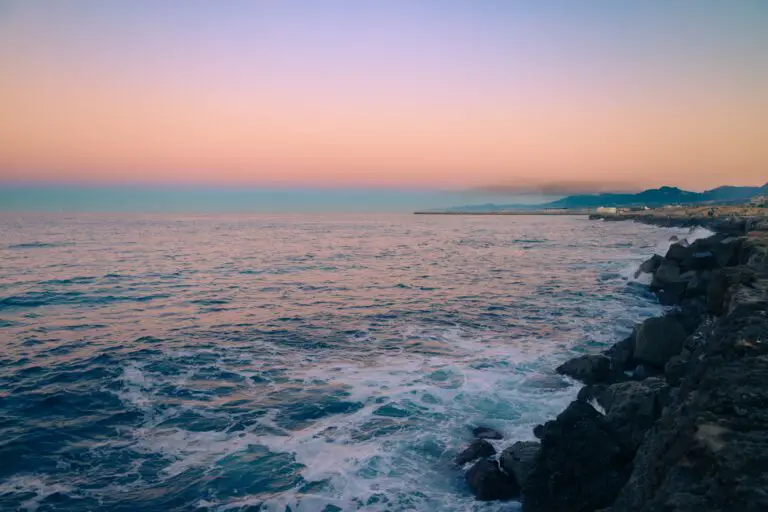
[443,183,768,212]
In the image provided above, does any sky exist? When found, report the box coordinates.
[1,0,767,204]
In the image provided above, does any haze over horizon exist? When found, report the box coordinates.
[1,1,767,199]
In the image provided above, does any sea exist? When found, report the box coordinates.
[0,213,699,511]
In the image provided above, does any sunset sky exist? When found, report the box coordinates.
[1,1,766,194]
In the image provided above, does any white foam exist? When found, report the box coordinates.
[0,475,76,512]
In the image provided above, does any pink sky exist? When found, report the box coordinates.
[1,1,766,191]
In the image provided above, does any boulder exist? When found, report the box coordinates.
[633,316,688,368]
[500,441,539,485]
[684,270,712,298]
[665,242,692,263]
[664,355,687,386]
[602,335,635,372]
[522,401,633,512]
[635,254,663,278]
[455,439,495,466]
[466,458,520,501]
[707,267,756,316]
[651,260,680,291]
[472,426,504,440]
[556,354,613,384]
[600,378,669,451]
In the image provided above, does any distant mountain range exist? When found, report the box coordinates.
[444,183,768,212]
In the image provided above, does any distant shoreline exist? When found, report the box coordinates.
[413,210,590,216]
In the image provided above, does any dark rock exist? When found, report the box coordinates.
[455,439,495,466]
[600,378,669,451]
[632,363,655,380]
[707,267,756,316]
[664,355,687,386]
[466,458,520,501]
[556,354,613,384]
[522,401,633,512]
[603,334,636,372]
[472,426,504,440]
[578,383,609,405]
[684,270,712,298]
[657,282,688,305]
[635,254,663,278]
[651,260,681,291]
[609,302,768,511]
[500,441,539,485]
[634,316,688,368]
[532,424,544,439]
[677,297,709,333]
[665,242,692,263]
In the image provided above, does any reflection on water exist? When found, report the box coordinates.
[0,213,684,511]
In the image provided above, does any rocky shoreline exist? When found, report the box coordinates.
[456,211,768,511]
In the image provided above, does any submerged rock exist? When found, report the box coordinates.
[455,439,495,466]
[472,426,504,440]
[555,354,613,384]
[466,458,520,501]
[634,316,687,368]
[500,441,539,486]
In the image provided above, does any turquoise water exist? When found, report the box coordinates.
[0,214,681,511]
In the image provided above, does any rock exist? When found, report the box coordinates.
[520,373,572,391]
[466,458,520,501]
[600,378,669,451]
[684,270,712,298]
[603,334,635,372]
[609,303,768,511]
[665,242,692,263]
[522,401,633,512]
[707,267,756,315]
[532,424,544,439]
[632,363,656,380]
[472,426,503,440]
[677,297,709,333]
[651,260,681,290]
[577,383,609,404]
[500,441,539,485]
[657,282,688,305]
[455,439,495,466]
[635,254,663,277]
[664,355,687,386]
[556,354,613,384]
[633,316,688,368]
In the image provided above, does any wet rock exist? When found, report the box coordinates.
[466,458,520,501]
[634,316,687,368]
[651,260,682,290]
[684,270,712,298]
[472,426,504,440]
[632,363,656,380]
[603,334,636,372]
[555,354,613,384]
[520,373,572,391]
[532,424,544,439]
[500,441,539,485]
[665,242,692,263]
[635,254,664,278]
[455,439,495,466]
[707,267,755,315]
[522,401,633,512]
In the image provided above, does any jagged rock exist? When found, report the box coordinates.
[608,303,768,511]
[500,441,539,485]
[600,378,669,451]
[684,270,711,297]
[634,316,687,368]
[522,401,634,512]
[635,254,664,277]
[466,458,520,501]
[706,267,756,315]
[455,439,495,466]
[603,334,635,372]
[472,426,504,440]
[556,354,613,384]
[651,260,681,290]
[664,355,687,386]
[665,242,692,263]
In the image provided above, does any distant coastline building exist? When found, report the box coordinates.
[596,206,618,214]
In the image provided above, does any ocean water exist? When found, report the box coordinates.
[0,213,689,512]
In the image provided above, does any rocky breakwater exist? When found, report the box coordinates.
[456,217,768,511]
